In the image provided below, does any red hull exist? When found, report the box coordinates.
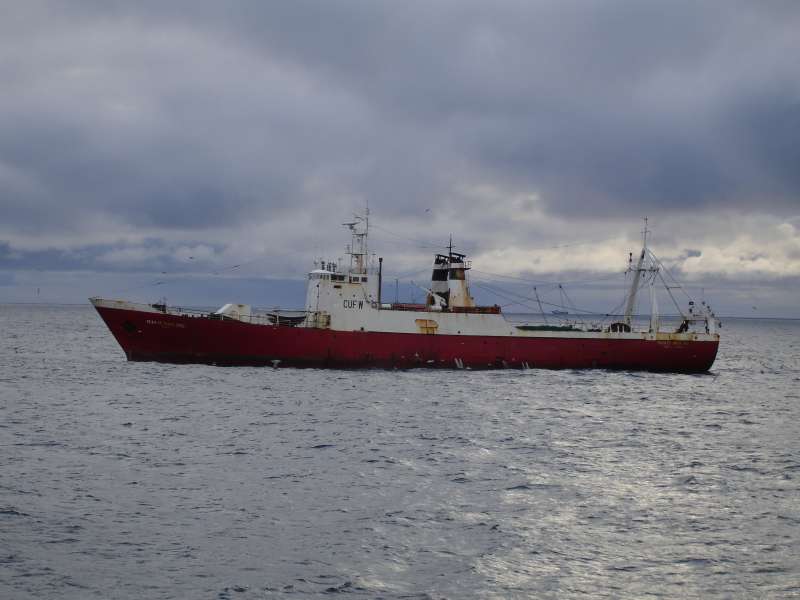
[94,305,719,372]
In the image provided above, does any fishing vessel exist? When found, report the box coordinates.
[91,213,720,371]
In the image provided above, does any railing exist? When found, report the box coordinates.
[380,302,501,314]
[161,304,309,327]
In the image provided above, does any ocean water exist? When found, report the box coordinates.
[1,304,799,599]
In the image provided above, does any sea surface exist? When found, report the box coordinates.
[1,304,799,599]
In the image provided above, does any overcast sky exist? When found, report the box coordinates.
[1,1,799,315]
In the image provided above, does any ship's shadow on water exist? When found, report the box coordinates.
[1,306,799,599]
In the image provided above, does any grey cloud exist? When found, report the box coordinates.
[0,238,226,275]
[1,0,799,298]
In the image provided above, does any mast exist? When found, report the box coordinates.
[648,273,659,332]
[343,205,369,275]
[624,218,649,327]
[377,257,383,304]
[624,218,662,332]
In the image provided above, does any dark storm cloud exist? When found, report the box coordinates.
[177,0,800,216]
[0,0,798,269]
[0,1,381,233]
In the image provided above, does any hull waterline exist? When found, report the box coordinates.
[93,305,719,373]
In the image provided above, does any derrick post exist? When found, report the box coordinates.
[378,257,383,306]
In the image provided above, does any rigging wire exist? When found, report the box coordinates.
[471,268,624,288]
[370,221,625,269]
[657,269,686,317]
[470,281,543,312]
[533,286,548,324]
[558,284,579,313]
[646,249,694,303]
[472,280,610,317]
[368,221,450,251]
